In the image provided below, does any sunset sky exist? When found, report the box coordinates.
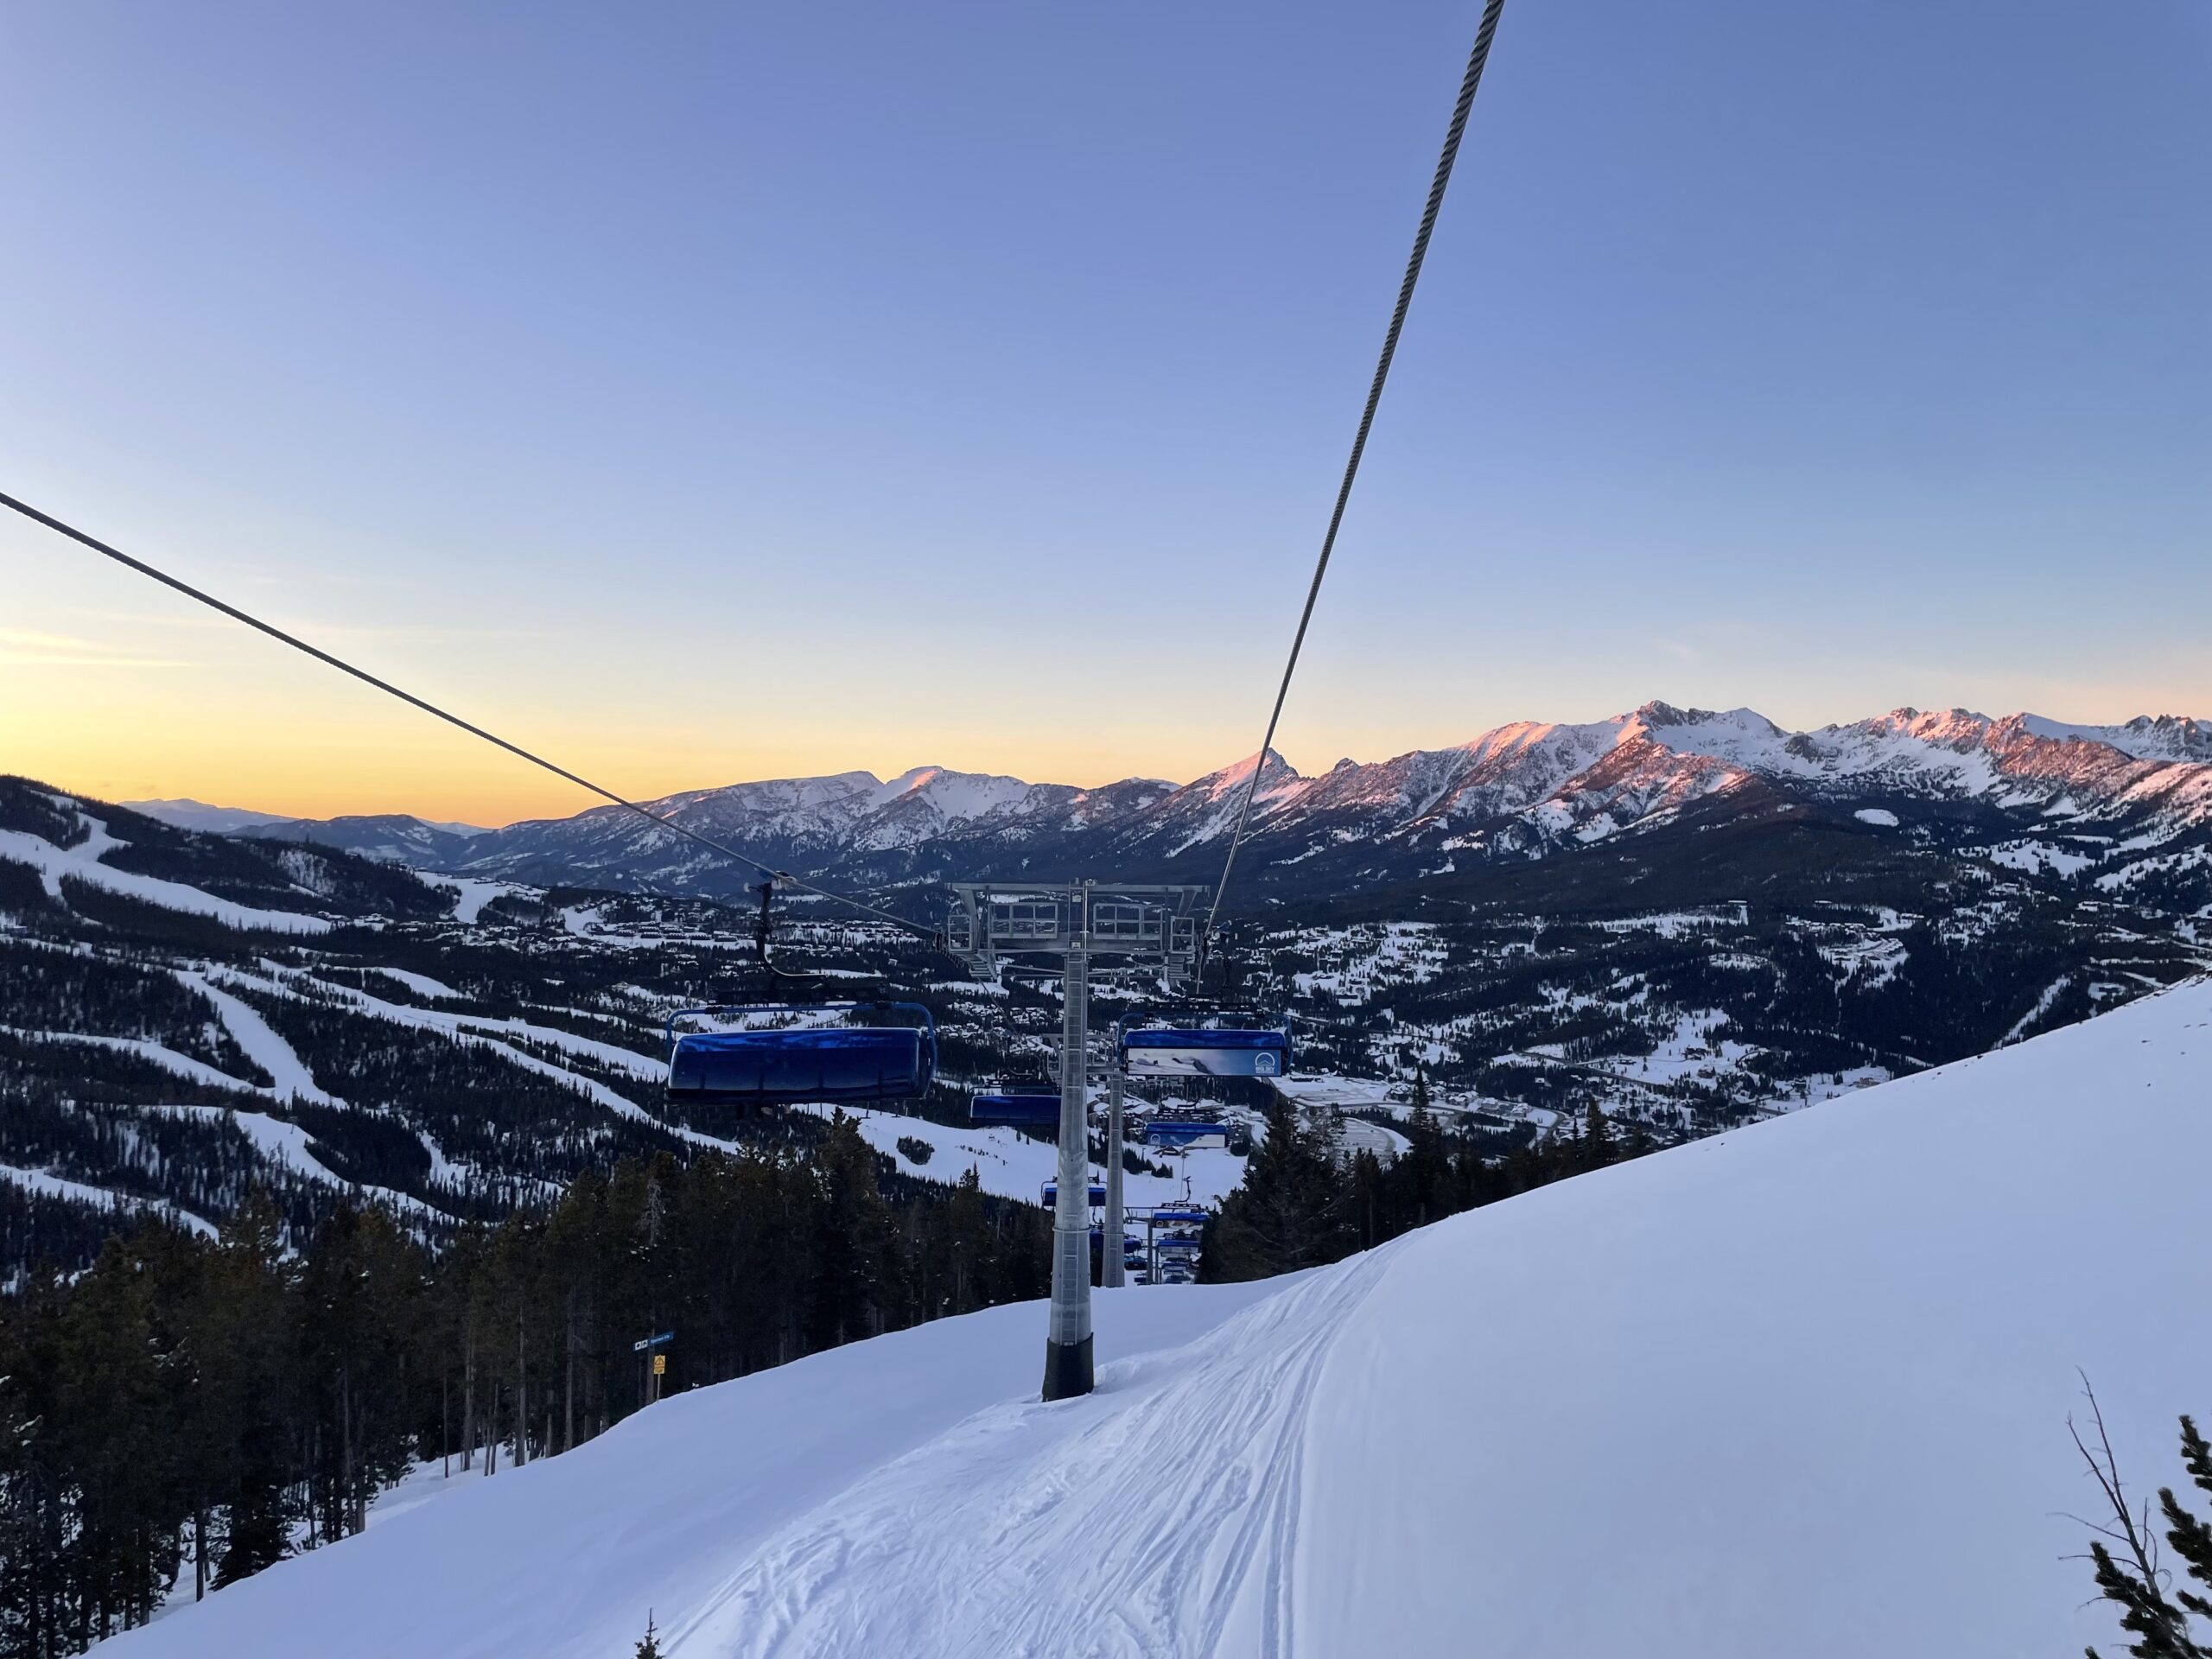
[3,1,2207,826]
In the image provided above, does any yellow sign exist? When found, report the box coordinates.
[652,1353,666,1376]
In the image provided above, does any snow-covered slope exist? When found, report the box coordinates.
[106,978,2212,1659]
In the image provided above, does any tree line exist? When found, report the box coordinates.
[0,1117,1049,1657]
[1203,1074,1656,1281]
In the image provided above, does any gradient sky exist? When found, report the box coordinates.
[3,1,2208,826]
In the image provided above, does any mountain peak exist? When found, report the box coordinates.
[1193,747,1300,793]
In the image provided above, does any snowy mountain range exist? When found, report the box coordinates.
[154,702,2212,908]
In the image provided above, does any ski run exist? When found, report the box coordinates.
[99,975,2212,1657]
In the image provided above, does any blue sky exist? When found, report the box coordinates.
[3,1,2207,821]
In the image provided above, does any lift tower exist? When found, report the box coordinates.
[947,880,1205,1400]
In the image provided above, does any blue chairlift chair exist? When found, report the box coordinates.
[666,1002,937,1109]
[969,1084,1061,1128]
[1117,1011,1291,1080]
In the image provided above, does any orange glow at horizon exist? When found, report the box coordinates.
[4,690,1229,828]
[10,560,2208,828]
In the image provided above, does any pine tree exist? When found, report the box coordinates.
[56,1233,175,1637]
[944,1166,993,1315]
[1403,1069,1451,1227]
[2164,1416,2212,1624]
[634,1609,663,1657]
[2073,1389,2212,1657]
[810,1114,893,1348]
[1576,1102,1616,1174]
[1203,1096,1354,1280]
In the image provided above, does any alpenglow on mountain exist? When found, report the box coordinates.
[143,701,2212,906]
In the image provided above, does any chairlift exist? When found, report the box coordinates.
[969,1083,1061,1128]
[1142,1119,1230,1148]
[1040,1181,1108,1206]
[1118,1010,1291,1080]
[969,995,1061,1125]
[666,1002,936,1109]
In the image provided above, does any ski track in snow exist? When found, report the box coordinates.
[672,1246,1398,1659]
[1999,974,2073,1045]
[140,1106,448,1224]
[224,960,735,1151]
[188,965,714,1147]
[475,1033,742,1154]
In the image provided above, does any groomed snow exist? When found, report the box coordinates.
[175,970,345,1105]
[102,979,2212,1658]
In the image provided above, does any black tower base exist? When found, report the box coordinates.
[1041,1335,1094,1402]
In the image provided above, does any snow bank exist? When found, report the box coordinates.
[102,979,2212,1658]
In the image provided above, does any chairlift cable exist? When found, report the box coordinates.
[1198,0,1509,974]
[0,488,940,945]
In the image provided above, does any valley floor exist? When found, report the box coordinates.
[102,978,2212,1657]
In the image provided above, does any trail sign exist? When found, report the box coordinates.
[652,1353,666,1377]
[632,1332,673,1353]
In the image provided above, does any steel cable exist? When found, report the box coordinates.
[0,488,941,944]
[1199,0,1510,975]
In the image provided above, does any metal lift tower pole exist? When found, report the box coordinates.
[1043,881,1096,1400]
[1102,1067,1126,1289]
